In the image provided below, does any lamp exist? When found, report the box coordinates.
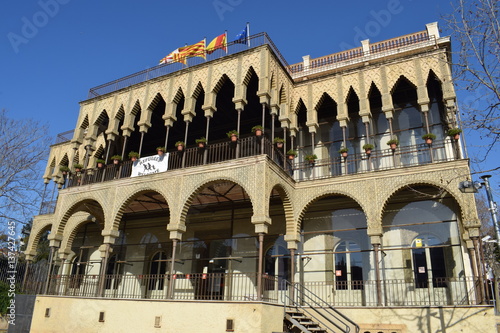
[458,180,482,193]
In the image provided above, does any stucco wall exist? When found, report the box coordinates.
[30,296,284,333]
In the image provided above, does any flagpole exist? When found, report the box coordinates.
[225,30,228,54]
[204,37,207,62]
[247,22,250,47]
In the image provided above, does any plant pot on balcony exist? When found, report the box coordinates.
[304,154,317,166]
[447,128,462,141]
[175,141,185,151]
[128,151,140,162]
[227,130,239,142]
[252,125,263,137]
[387,138,399,151]
[338,147,348,158]
[363,143,374,156]
[273,137,284,149]
[96,159,105,169]
[111,155,122,165]
[286,149,297,160]
[156,146,166,156]
[60,165,70,176]
[422,133,436,145]
[74,164,83,173]
[195,137,207,149]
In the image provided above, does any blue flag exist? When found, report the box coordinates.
[234,26,248,44]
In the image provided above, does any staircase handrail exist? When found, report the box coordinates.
[282,280,360,333]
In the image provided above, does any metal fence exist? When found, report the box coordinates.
[46,272,279,303]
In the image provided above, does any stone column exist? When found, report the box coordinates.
[167,223,186,299]
[97,230,119,297]
[370,235,383,306]
[43,234,63,294]
[252,216,271,301]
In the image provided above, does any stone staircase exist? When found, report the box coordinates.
[284,308,328,333]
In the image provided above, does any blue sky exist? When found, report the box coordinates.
[1,0,498,192]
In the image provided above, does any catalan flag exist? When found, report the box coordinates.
[159,47,187,65]
[206,33,227,54]
[180,40,206,60]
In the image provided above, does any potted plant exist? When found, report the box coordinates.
[96,159,105,168]
[195,137,207,148]
[273,137,284,148]
[227,130,239,142]
[175,141,185,151]
[128,151,140,161]
[60,165,70,175]
[286,149,297,160]
[252,125,263,137]
[156,146,166,155]
[447,128,462,140]
[386,138,399,150]
[73,163,84,172]
[111,155,122,165]
[304,154,317,165]
[363,143,374,155]
[338,147,349,158]
[422,133,436,145]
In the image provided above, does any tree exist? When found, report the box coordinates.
[443,0,500,159]
[0,109,51,228]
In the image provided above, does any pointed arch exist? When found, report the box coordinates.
[147,93,165,112]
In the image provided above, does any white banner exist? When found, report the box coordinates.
[131,154,169,177]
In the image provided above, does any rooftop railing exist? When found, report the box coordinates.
[87,32,289,99]
[288,30,433,76]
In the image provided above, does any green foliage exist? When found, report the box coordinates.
[175,141,185,147]
[447,128,462,136]
[386,138,399,146]
[338,147,349,153]
[304,154,317,161]
[59,165,70,172]
[286,149,297,156]
[111,155,122,161]
[195,137,207,144]
[422,133,436,140]
[156,146,166,152]
[128,151,140,159]
[226,130,238,138]
[273,137,284,143]
[251,125,263,133]
[362,143,374,150]
[73,163,83,169]
[96,159,105,164]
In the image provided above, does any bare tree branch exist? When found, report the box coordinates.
[0,109,51,227]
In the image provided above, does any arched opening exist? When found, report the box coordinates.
[391,76,423,147]
[142,94,167,156]
[346,87,363,155]
[301,195,370,306]
[211,76,236,142]
[316,93,341,158]
[382,184,465,305]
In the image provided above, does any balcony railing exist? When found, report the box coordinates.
[87,32,289,99]
[46,273,279,303]
[61,138,459,189]
[63,136,289,188]
[44,273,491,307]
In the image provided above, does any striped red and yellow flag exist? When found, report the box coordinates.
[206,33,227,54]
[180,40,206,60]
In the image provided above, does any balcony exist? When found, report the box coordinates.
[59,137,459,190]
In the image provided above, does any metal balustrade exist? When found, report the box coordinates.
[44,273,488,307]
[46,272,279,303]
[59,138,459,190]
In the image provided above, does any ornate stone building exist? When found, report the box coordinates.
[25,23,496,332]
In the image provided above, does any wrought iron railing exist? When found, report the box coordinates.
[283,280,360,333]
[46,272,279,303]
[42,272,490,308]
[60,138,459,189]
[63,136,289,188]
[87,32,289,98]
[302,277,490,307]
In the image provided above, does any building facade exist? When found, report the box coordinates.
[25,23,497,332]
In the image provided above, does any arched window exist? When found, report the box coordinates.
[334,240,363,290]
[265,237,289,290]
[148,251,168,290]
